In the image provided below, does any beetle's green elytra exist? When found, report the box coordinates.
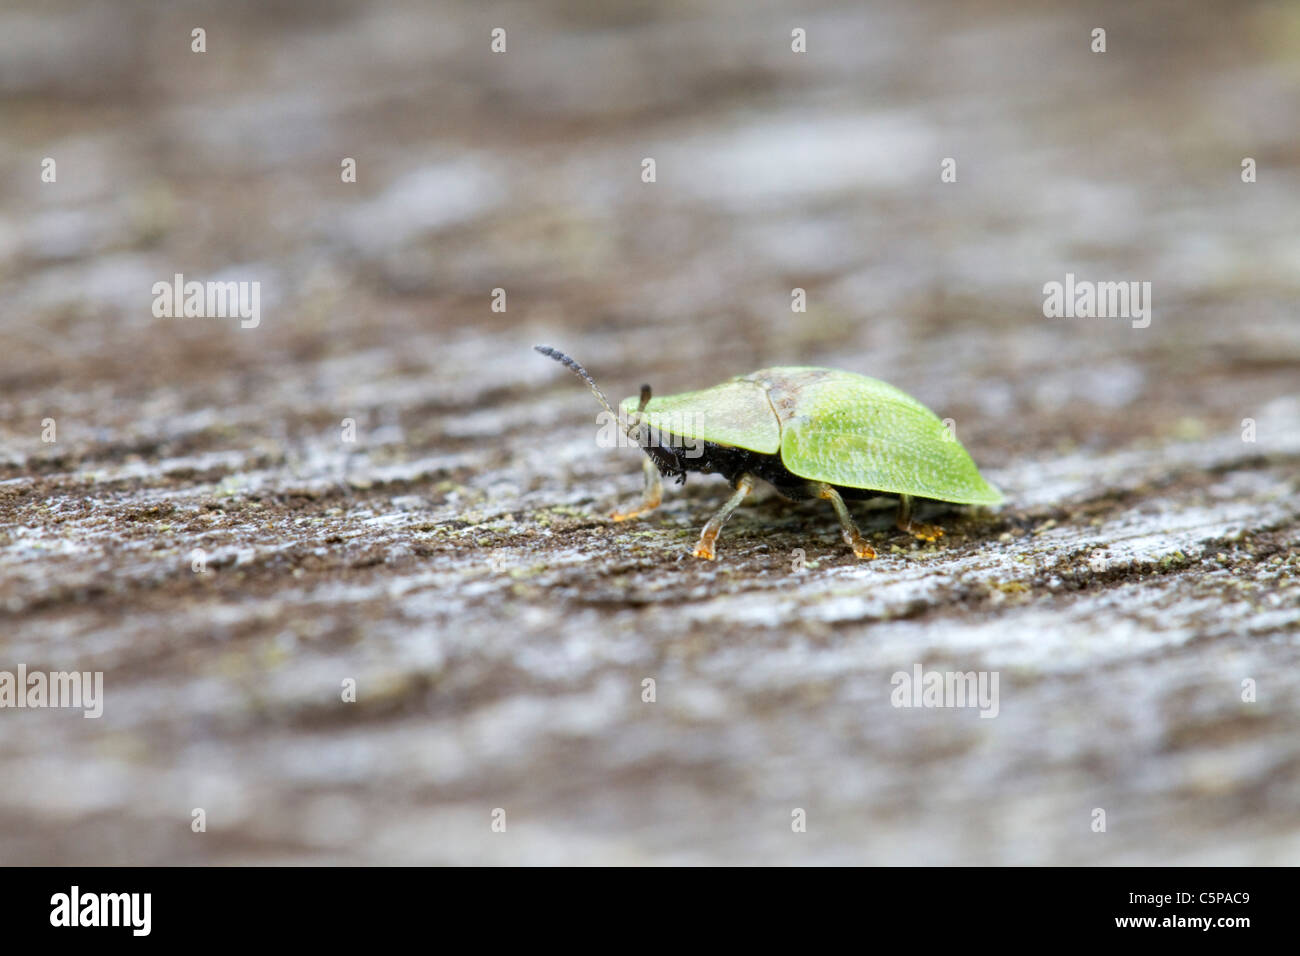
[535,346,1003,561]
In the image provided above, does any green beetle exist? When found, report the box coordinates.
[535,345,1002,561]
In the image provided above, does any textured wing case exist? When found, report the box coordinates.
[751,368,1003,505]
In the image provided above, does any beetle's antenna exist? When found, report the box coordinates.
[534,345,645,441]
[534,345,616,415]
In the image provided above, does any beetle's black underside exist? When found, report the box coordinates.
[643,435,891,503]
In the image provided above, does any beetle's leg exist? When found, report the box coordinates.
[814,482,876,560]
[692,473,755,560]
[610,456,663,522]
[895,493,944,542]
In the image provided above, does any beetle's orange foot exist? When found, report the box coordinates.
[692,525,721,560]
[610,495,661,522]
[846,532,877,560]
[899,522,944,543]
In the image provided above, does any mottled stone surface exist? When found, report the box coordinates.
[0,0,1297,864]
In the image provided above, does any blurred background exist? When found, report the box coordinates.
[0,0,1297,864]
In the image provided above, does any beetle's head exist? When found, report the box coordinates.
[534,344,658,459]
